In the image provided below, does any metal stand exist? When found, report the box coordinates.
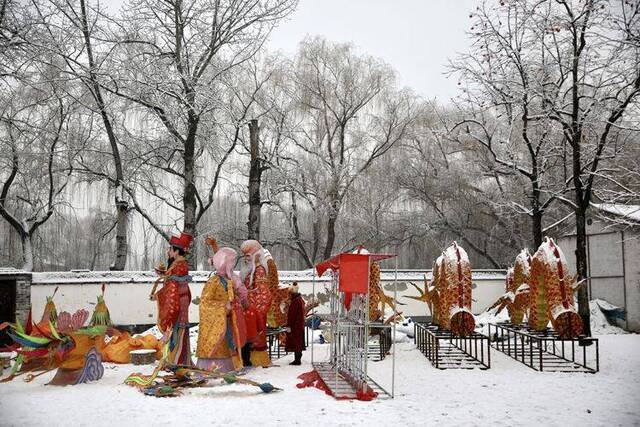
[488,322,599,373]
[311,256,396,399]
[267,326,307,360]
[414,323,491,370]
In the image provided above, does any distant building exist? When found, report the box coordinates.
[558,204,640,332]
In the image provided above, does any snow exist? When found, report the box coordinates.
[474,306,511,336]
[514,249,531,276]
[533,238,561,275]
[1,334,639,426]
[395,318,415,338]
[30,269,507,284]
[592,203,640,223]
[442,242,470,267]
[590,300,627,335]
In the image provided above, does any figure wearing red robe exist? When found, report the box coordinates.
[244,264,272,367]
[154,232,193,366]
[240,240,273,368]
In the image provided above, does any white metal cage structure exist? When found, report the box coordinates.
[311,254,397,399]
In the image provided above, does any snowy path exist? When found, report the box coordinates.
[1,334,639,427]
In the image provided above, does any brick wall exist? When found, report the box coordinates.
[0,271,31,325]
[15,275,31,324]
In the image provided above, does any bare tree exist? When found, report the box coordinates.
[103,0,297,266]
[537,0,640,335]
[450,0,572,249]
[28,0,131,269]
[285,37,417,261]
[0,79,79,271]
[397,104,525,268]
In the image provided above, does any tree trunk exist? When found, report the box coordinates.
[574,204,591,336]
[530,163,543,249]
[531,190,543,250]
[111,196,128,270]
[183,123,198,268]
[247,119,261,240]
[531,210,543,250]
[572,129,592,335]
[21,232,33,272]
[289,191,313,268]
[323,215,337,261]
[79,0,128,270]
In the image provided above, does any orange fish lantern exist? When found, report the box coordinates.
[509,250,531,325]
[529,238,582,338]
[442,242,475,337]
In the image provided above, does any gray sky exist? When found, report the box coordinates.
[105,0,476,101]
[267,0,477,102]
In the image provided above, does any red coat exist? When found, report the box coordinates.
[285,293,306,352]
[156,258,191,333]
[245,265,272,351]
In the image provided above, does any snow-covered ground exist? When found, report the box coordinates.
[1,333,639,427]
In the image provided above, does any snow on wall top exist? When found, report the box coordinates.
[592,203,640,223]
[0,267,30,276]
[30,268,507,284]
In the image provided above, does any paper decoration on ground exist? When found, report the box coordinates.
[0,288,160,384]
[41,286,59,324]
[529,238,583,338]
[125,345,280,397]
[0,308,107,384]
[101,333,161,363]
[90,283,112,327]
[407,242,475,337]
[48,347,104,386]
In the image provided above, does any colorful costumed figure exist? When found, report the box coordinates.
[239,240,273,367]
[151,231,194,366]
[196,247,247,373]
[285,282,306,365]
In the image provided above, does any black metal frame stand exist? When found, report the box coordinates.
[488,322,599,373]
[266,326,311,360]
[414,323,490,370]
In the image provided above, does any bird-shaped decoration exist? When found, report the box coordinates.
[90,283,113,327]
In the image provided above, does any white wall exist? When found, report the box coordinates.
[557,218,640,332]
[30,270,507,326]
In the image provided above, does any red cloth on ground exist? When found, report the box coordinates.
[285,293,306,353]
[296,370,378,401]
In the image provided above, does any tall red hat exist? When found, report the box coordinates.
[169,232,193,251]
